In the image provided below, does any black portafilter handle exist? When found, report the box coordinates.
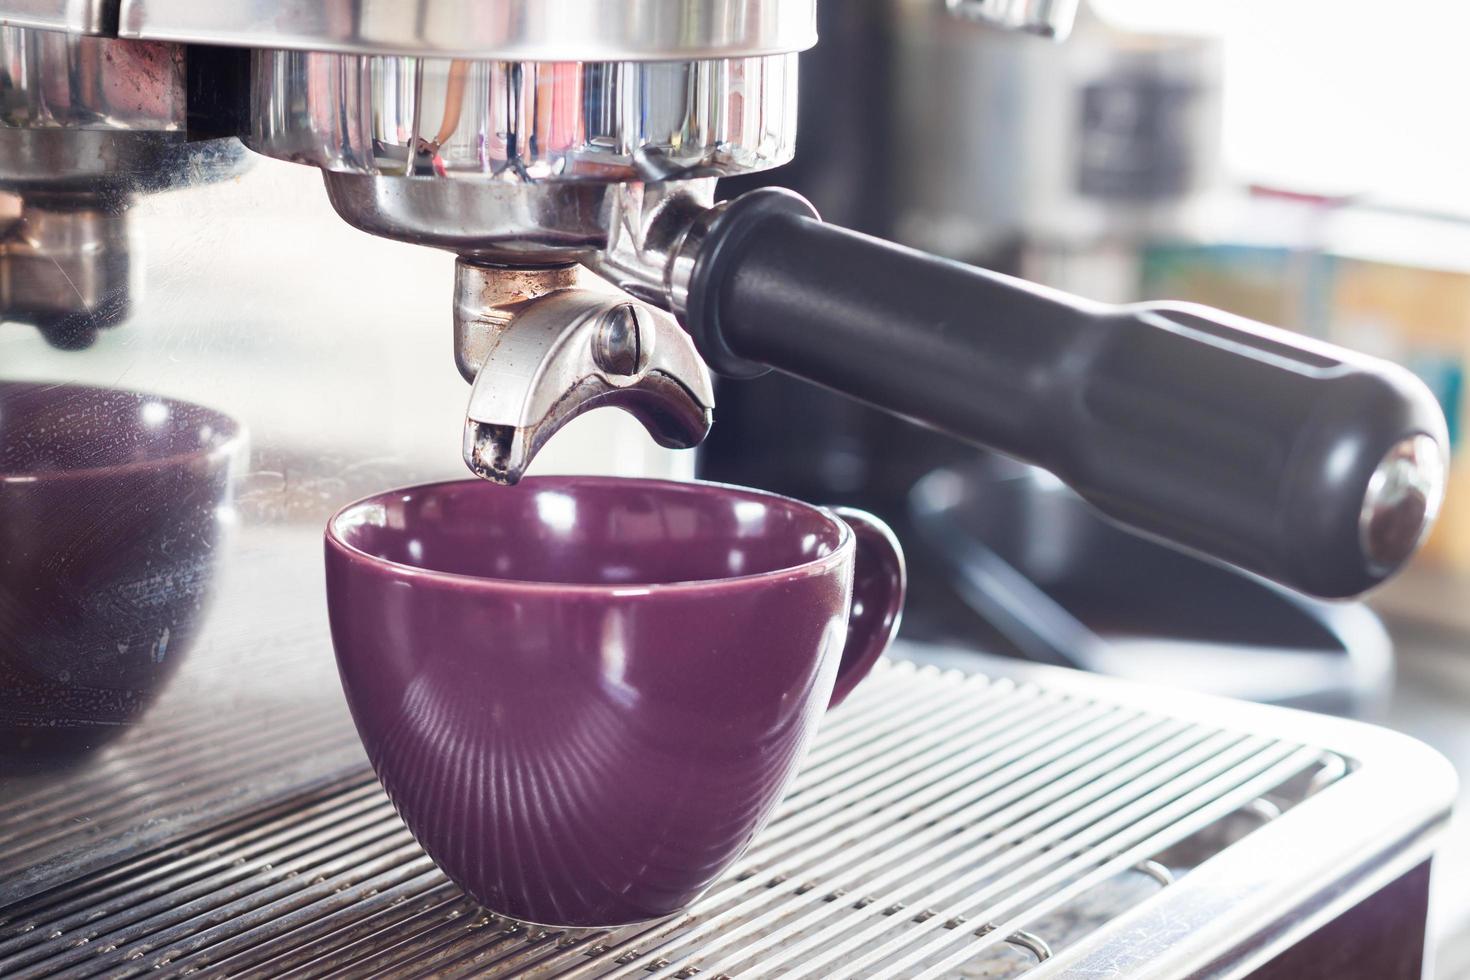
[682,189,1449,599]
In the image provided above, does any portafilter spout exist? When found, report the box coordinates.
[454,261,713,485]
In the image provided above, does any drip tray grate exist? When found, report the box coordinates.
[0,659,1436,978]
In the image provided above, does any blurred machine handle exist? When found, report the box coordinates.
[680,188,1448,599]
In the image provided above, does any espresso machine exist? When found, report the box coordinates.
[0,2,1458,977]
[0,0,1445,594]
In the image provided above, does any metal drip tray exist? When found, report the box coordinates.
[0,653,1453,978]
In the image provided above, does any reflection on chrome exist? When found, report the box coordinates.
[249,52,798,186]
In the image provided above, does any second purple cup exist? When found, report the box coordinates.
[1,381,243,767]
[325,476,904,927]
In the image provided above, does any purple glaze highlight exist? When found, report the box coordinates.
[0,381,243,766]
[324,476,905,927]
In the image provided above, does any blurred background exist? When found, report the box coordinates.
[699,0,1470,973]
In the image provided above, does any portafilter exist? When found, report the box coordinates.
[15,0,1444,601]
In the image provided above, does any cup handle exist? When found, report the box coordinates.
[827,507,907,709]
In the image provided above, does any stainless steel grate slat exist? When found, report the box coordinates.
[0,779,384,936]
[0,622,912,913]
[748,732,1282,979]
[0,685,369,902]
[0,662,1367,978]
[622,714,1196,980]
[230,878,461,978]
[0,708,349,860]
[896,748,1321,980]
[234,677,1055,980]
[0,781,389,969]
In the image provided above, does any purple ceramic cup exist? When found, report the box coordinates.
[325,476,905,927]
[0,381,243,766]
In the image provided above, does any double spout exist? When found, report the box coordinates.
[454,260,712,485]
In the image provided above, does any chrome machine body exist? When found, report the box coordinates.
[234,4,805,483]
